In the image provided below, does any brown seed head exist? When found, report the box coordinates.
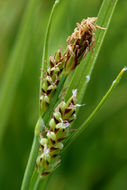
[64,17,106,73]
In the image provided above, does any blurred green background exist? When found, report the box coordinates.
[0,0,127,189]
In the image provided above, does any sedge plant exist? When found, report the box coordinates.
[20,0,127,190]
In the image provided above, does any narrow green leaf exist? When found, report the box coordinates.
[21,119,43,190]
[65,67,127,149]
[41,0,60,71]
[40,0,60,115]
[33,175,50,190]
[29,170,39,190]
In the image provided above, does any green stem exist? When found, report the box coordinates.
[33,175,50,190]
[29,169,39,190]
[21,119,43,190]
[33,175,40,190]
[41,0,60,70]
[40,0,60,115]
[29,169,50,190]
[66,67,127,148]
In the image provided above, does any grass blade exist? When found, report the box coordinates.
[41,0,60,71]
[65,67,127,148]
[21,119,42,190]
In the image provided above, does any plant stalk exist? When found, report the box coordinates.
[21,119,43,190]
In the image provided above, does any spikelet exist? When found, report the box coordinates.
[36,90,78,177]
[40,48,64,112]
[64,17,106,73]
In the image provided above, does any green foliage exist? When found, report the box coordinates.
[0,0,127,190]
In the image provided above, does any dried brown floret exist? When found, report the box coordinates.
[64,17,106,73]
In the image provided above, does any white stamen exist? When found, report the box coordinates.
[86,75,90,83]
[72,89,77,97]
[74,114,76,118]
[40,96,43,100]
[47,131,56,140]
[53,159,61,168]
[59,118,63,122]
[112,80,116,85]
[124,66,127,71]
[62,122,70,129]
[47,76,52,81]
[55,0,60,3]
[40,144,50,159]
[76,103,85,107]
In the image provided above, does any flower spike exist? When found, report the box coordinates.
[36,90,79,177]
